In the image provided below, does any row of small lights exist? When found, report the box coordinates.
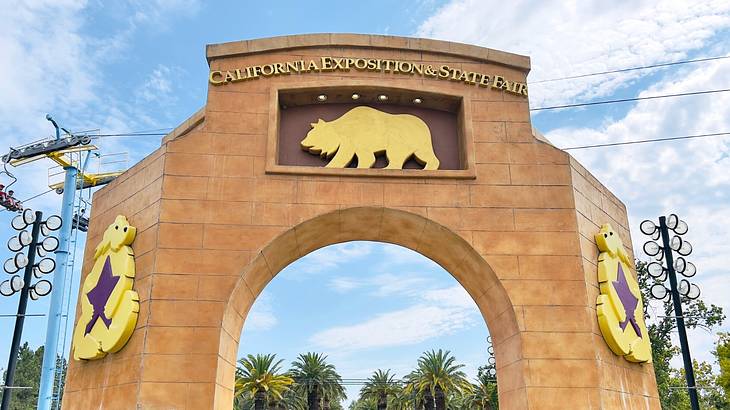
[316,93,423,104]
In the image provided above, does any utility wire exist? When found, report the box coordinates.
[530,88,730,111]
[561,131,730,151]
[22,189,55,202]
[91,132,168,138]
[531,55,730,84]
[0,189,55,213]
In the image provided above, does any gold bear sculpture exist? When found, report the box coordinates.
[300,106,440,170]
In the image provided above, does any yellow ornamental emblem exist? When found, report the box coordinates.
[72,215,138,360]
[595,223,652,363]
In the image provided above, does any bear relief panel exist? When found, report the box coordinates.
[278,103,462,170]
[301,106,440,169]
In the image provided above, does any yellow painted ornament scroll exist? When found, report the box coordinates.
[595,223,652,363]
[72,215,138,360]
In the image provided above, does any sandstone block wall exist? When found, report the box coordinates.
[62,34,659,409]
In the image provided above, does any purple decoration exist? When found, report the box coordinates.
[613,263,642,337]
[84,256,120,335]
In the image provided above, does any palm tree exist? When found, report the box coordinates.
[460,373,496,410]
[235,354,294,410]
[387,388,414,410]
[290,352,346,410]
[405,350,472,410]
[359,369,401,410]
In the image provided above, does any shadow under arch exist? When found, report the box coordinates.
[215,206,525,408]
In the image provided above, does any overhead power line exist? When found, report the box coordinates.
[530,88,730,112]
[561,131,730,151]
[22,189,55,203]
[91,132,168,138]
[0,189,55,213]
[531,55,730,84]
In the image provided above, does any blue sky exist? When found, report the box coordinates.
[1,0,730,403]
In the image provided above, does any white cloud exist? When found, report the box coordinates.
[127,0,201,28]
[329,276,365,293]
[312,278,480,352]
[0,0,202,362]
[292,242,374,275]
[369,273,432,297]
[544,52,730,368]
[0,0,201,215]
[380,244,440,269]
[423,286,474,309]
[245,292,278,332]
[327,272,433,297]
[417,0,730,107]
[135,64,183,104]
[309,304,477,351]
[417,0,730,371]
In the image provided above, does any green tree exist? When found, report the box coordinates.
[404,350,471,410]
[0,344,67,410]
[636,260,725,408]
[667,359,729,409]
[717,332,730,402]
[459,373,497,410]
[348,396,376,410]
[234,354,294,410]
[290,353,345,410]
[359,369,400,410]
[474,353,498,409]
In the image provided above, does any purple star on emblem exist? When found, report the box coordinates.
[613,263,642,337]
[84,256,120,335]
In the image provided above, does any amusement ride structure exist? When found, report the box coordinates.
[1,115,125,410]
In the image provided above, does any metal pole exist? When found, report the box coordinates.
[1,211,42,410]
[37,167,76,410]
[659,216,700,410]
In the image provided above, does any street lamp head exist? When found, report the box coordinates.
[32,279,52,298]
[679,279,690,296]
[687,283,701,300]
[7,236,23,252]
[640,220,657,235]
[681,260,696,277]
[44,215,62,231]
[0,276,24,297]
[22,209,35,225]
[3,253,28,274]
[647,262,665,278]
[643,240,662,256]
[3,258,17,274]
[13,253,28,270]
[674,219,688,235]
[667,214,679,230]
[677,240,693,256]
[650,284,669,300]
[19,230,32,246]
[41,236,59,252]
[11,215,27,230]
[670,235,683,251]
[36,258,55,274]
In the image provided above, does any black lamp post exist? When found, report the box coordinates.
[640,214,700,410]
[1,209,61,410]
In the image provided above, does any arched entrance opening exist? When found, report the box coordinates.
[217,207,524,408]
[238,240,493,408]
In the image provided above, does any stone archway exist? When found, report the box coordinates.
[61,34,661,409]
[216,206,523,408]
